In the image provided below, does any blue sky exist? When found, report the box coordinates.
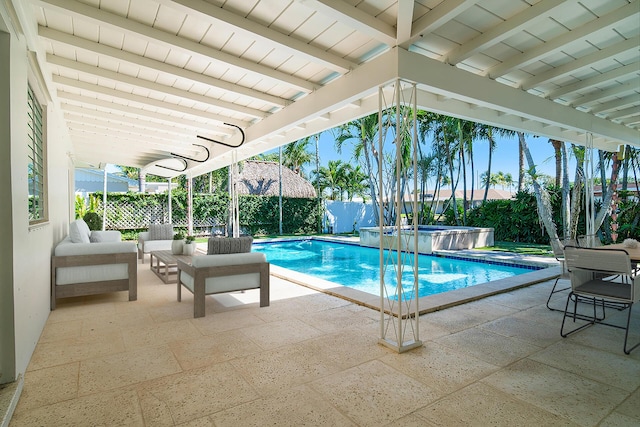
[285,130,566,189]
[107,127,568,187]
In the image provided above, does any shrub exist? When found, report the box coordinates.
[83,212,102,231]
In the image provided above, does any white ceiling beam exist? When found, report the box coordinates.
[546,64,640,100]
[590,95,639,114]
[58,95,234,137]
[70,135,167,157]
[244,47,397,147]
[52,75,251,128]
[63,112,201,146]
[299,0,397,46]
[48,54,269,119]
[605,106,640,120]
[396,48,639,147]
[67,124,184,151]
[487,2,639,78]
[39,26,289,108]
[413,89,620,151]
[403,0,479,48]
[71,148,158,168]
[571,82,639,107]
[446,0,569,65]
[395,0,414,45]
[34,0,317,92]
[522,37,640,90]
[156,0,355,73]
[61,103,207,138]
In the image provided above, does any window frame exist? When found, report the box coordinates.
[27,82,48,225]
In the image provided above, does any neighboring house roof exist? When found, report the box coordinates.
[593,184,639,197]
[404,189,515,203]
[75,168,138,193]
[235,161,317,199]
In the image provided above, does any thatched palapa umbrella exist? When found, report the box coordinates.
[235,160,316,198]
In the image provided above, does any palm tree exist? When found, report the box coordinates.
[283,138,313,176]
[334,114,381,224]
[315,160,349,200]
[477,125,516,202]
[343,165,368,201]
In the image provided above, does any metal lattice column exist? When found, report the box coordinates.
[378,79,422,353]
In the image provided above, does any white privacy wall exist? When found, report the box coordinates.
[324,201,377,234]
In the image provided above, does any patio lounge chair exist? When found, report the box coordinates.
[561,246,639,354]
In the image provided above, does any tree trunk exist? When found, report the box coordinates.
[550,139,563,188]
[594,154,622,234]
[569,146,584,239]
[483,135,493,202]
[560,142,570,238]
[517,132,525,192]
[522,138,559,246]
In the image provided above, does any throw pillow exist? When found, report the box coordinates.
[149,224,173,241]
[89,231,103,243]
[207,236,253,255]
[69,219,91,244]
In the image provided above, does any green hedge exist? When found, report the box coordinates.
[461,189,639,244]
[95,191,320,237]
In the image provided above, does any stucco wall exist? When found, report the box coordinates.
[0,4,74,384]
[324,200,377,233]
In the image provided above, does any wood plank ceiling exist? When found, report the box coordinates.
[17,0,640,177]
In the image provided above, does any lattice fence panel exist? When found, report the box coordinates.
[96,200,224,233]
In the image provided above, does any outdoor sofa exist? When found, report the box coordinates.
[51,218,137,309]
[177,236,269,318]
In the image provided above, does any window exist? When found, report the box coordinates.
[28,83,47,223]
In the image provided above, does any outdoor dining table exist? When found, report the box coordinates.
[598,242,640,263]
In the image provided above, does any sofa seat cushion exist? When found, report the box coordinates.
[207,236,253,255]
[180,252,266,294]
[140,239,173,253]
[55,238,137,256]
[149,224,174,241]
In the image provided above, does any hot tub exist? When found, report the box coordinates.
[359,225,494,254]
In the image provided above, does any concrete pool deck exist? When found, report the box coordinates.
[11,256,638,426]
[258,237,561,317]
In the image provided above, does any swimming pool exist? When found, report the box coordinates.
[252,239,538,299]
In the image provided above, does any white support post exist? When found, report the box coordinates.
[230,151,240,238]
[584,133,595,247]
[167,177,172,224]
[378,79,422,353]
[187,175,193,236]
[102,166,107,230]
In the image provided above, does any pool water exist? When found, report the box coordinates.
[252,240,535,299]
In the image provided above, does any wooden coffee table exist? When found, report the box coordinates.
[150,250,200,284]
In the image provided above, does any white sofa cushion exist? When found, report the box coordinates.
[141,239,173,253]
[69,219,91,243]
[180,253,266,294]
